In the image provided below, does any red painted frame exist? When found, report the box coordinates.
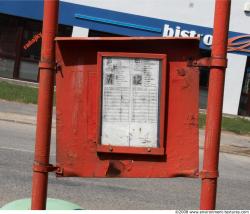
[96,52,167,156]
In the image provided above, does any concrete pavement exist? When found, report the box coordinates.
[0,119,250,209]
[0,99,55,127]
[0,99,249,157]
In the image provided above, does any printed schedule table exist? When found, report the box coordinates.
[101,56,161,148]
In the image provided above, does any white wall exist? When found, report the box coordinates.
[61,0,250,115]
[62,0,250,33]
[72,26,89,36]
[223,54,247,115]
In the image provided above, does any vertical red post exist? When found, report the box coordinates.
[31,0,59,210]
[200,0,231,210]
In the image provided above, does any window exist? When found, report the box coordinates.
[20,19,72,81]
[96,52,167,155]
[0,13,19,78]
[238,57,250,116]
[0,13,72,81]
[199,49,211,109]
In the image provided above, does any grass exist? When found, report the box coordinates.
[0,81,38,104]
[0,81,250,135]
[199,113,250,135]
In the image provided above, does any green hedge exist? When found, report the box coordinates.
[0,81,38,104]
[199,113,250,135]
[0,81,249,135]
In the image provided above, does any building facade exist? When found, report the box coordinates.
[0,0,249,116]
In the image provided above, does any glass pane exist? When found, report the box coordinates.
[0,57,15,78]
[238,57,250,116]
[0,14,19,78]
[101,56,160,148]
[19,60,38,81]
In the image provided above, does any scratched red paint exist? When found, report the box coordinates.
[55,37,200,178]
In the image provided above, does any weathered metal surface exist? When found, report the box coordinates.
[199,170,219,179]
[31,0,59,210]
[55,37,200,178]
[200,0,231,210]
[187,57,228,69]
[32,163,58,173]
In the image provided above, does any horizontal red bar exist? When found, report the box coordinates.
[96,144,165,156]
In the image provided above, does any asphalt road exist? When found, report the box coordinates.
[0,120,250,210]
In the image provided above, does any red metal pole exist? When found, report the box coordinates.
[31,0,59,210]
[200,0,231,210]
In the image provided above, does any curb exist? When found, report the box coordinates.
[0,77,38,88]
[0,112,56,128]
[0,111,250,157]
[199,145,250,157]
[220,144,250,157]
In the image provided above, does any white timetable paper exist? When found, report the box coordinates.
[101,56,160,148]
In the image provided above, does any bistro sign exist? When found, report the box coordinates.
[163,24,213,46]
[163,24,250,55]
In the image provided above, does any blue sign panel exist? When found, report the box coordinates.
[0,0,249,56]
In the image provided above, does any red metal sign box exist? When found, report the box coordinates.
[55,37,200,178]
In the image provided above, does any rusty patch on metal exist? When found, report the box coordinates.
[186,114,198,127]
[106,160,125,177]
[177,68,187,76]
